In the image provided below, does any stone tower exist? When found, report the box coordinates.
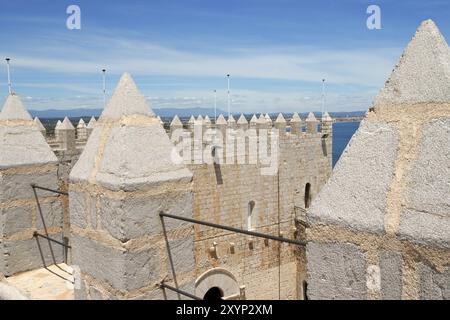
[69,73,194,299]
[306,19,450,300]
[0,94,63,276]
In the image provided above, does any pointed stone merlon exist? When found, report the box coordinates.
[34,117,46,136]
[290,113,302,134]
[58,117,76,152]
[170,115,183,134]
[157,115,164,126]
[249,114,258,128]
[306,112,319,134]
[305,20,450,301]
[0,94,62,277]
[216,114,227,132]
[86,116,96,137]
[227,115,236,129]
[77,118,88,141]
[257,114,269,130]
[68,72,194,299]
[321,112,334,136]
[187,115,195,131]
[204,115,212,128]
[237,114,248,130]
[274,113,287,134]
[374,19,450,107]
[54,120,62,141]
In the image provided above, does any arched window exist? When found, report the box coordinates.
[203,287,224,301]
[247,201,255,231]
[304,183,311,209]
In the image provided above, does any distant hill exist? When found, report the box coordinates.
[29,107,227,119]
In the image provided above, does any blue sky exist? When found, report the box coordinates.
[1,0,450,113]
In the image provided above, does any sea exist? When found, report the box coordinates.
[332,122,360,167]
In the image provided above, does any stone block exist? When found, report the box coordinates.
[306,242,367,300]
[380,251,403,300]
[100,190,193,242]
[1,205,33,237]
[71,235,160,292]
[307,120,398,233]
[399,208,449,249]
[419,263,449,300]
[401,118,450,248]
[69,191,87,228]
[0,169,59,202]
[167,235,195,274]
[1,233,64,276]
[36,199,63,230]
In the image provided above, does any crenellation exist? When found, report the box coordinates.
[0,94,64,277]
[76,118,87,141]
[0,79,333,301]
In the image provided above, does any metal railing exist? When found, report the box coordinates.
[31,184,70,263]
[159,211,307,300]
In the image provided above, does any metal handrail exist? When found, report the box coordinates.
[31,184,68,196]
[159,282,202,300]
[159,212,307,246]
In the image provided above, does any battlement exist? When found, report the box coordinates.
[1,73,333,300]
[167,112,333,168]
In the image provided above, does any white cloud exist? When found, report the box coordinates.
[0,31,401,112]
[0,33,401,88]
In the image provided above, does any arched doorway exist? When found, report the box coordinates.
[195,268,242,300]
[304,183,312,208]
[203,287,224,301]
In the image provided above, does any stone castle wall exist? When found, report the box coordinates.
[168,115,332,299]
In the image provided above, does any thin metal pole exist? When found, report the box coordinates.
[33,232,72,249]
[159,282,202,300]
[159,214,181,300]
[214,89,217,124]
[321,78,326,117]
[6,58,12,94]
[102,69,106,107]
[31,184,68,196]
[159,212,307,246]
[227,74,230,119]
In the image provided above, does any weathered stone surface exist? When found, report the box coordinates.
[419,263,450,300]
[94,124,192,190]
[74,277,87,300]
[100,191,193,241]
[0,170,59,202]
[100,73,155,120]
[71,235,160,291]
[70,74,192,190]
[0,94,32,121]
[167,235,195,274]
[400,118,450,248]
[308,119,399,233]
[68,128,102,183]
[374,20,450,106]
[37,199,63,230]
[0,95,57,168]
[68,191,87,228]
[1,205,33,237]
[306,242,367,300]
[380,251,403,300]
[0,125,58,168]
[1,234,64,276]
